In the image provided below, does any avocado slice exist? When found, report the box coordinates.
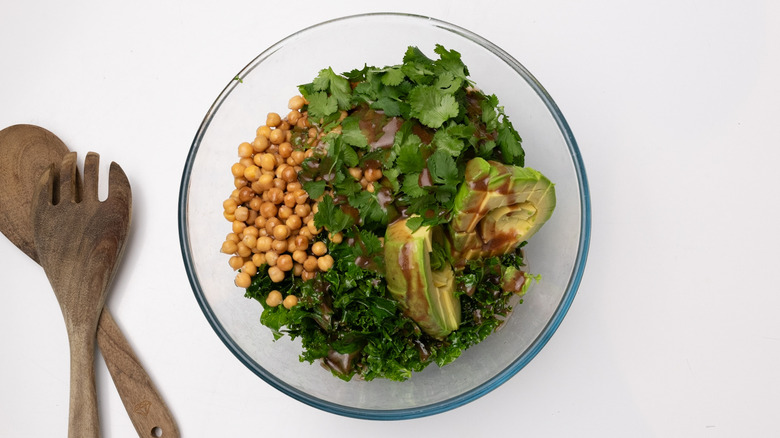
[384,218,461,339]
[450,157,555,262]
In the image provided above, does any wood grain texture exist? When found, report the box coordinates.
[98,309,180,438]
[32,152,132,438]
[1,125,179,437]
[0,125,69,260]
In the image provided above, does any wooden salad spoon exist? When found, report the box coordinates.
[0,125,179,438]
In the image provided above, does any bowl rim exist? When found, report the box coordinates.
[178,11,591,420]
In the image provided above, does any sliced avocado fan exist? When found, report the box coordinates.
[384,218,461,339]
[449,157,556,263]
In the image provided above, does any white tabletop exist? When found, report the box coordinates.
[2,1,779,437]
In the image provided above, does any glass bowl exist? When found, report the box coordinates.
[178,12,590,420]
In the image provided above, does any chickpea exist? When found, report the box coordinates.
[281,166,297,183]
[273,224,290,240]
[248,197,263,212]
[223,211,236,221]
[228,255,244,270]
[243,165,261,182]
[266,290,283,307]
[236,242,252,258]
[365,168,383,182]
[237,142,253,158]
[271,239,288,253]
[292,250,308,264]
[241,233,257,249]
[317,255,335,272]
[283,192,297,208]
[301,270,316,281]
[232,220,247,234]
[260,202,278,219]
[265,250,279,267]
[275,163,289,179]
[312,241,328,256]
[265,217,282,234]
[268,266,285,283]
[348,167,363,180]
[293,263,304,277]
[242,261,257,277]
[256,173,274,191]
[254,215,267,229]
[256,236,273,252]
[303,255,319,272]
[252,135,269,153]
[268,187,284,204]
[294,234,309,250]
[257,125,271,139]
[287,110,301,125]
[288,95,305,110]
[259,153,276,171]
[277,254,293,272]
[269,128,286,145]
[266,112,282,128]
[235,272,251,288]
[366,183,375,193]
[286,181,302,192]
[273,177,287,190]
[283,294,298,309]
[238,187,254,204]
[226,233,240,243]
[294,204,311,218]
[329,232,343,244]
[234,177,248,190]
[279,142,293,159]
[291,150,305,165]
[287,237,298,252]
[279,121,291,131]
[306,220,319,235]
[252,252,266,267]
[231,163,246,178]
[278,205,293,220]
[223,198,238,213]
[286,215,302,231]
[293,189,309,205]
[234,206,249,222]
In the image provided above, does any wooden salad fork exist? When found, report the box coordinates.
[31,152,132,438]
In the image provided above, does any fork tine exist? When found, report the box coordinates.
[59,152,79,203]
[83,152,100,201]
[107,161,132,204]
[35,164,56,206]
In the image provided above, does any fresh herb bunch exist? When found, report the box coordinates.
[299,44,526,233]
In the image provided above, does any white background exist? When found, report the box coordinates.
[2,1,779,437]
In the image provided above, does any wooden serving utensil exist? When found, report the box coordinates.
[0,125,179,437]
[31,151,133,437]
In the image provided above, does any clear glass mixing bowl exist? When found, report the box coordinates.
[178,12,590,420]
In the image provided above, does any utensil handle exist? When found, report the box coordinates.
[97,309,180,438]
[68,331,100,438]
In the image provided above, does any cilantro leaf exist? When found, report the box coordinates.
[427,149,458,185]
[401,173,426,198]
[303,180,327,200]
[314,194,354,234]
[395,136,425,173]
[408,85,459,129]
[340,115,368,148]
[312,67,352,110]
[306,91,338,120]
[497,118,525,167]
[381,67,406,86]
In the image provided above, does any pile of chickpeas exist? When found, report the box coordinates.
[220,95,339,309]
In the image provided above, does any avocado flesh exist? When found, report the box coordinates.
[384,218,461,339]
[450,157,555,262]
